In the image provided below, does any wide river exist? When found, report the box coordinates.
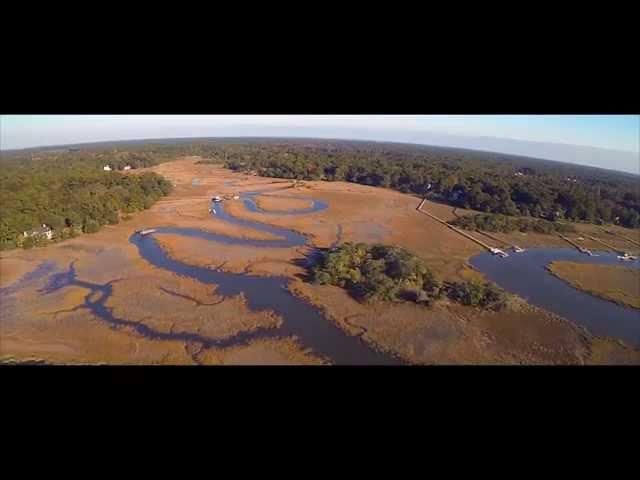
[470,248,640,348]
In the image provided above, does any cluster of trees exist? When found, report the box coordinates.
[207,139,640,229]
[312,242,442,303]
[312,242,507,310]
[450,213,576,234]
[444,281,507,310]
[0,153,173,250]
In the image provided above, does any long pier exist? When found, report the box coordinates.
[557,233,591,254]
[586,235,626,255]
[595,226,640,248]
[416,199,494,251]
[476,230,515,248]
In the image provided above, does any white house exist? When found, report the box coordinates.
[23,224,54,241]
[103,165,112,171]
[123,165,132,171]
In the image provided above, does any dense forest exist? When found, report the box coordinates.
[2,137,638,252]
[189,138,640,229]
[0,148,173,250]
[312,242,506,310]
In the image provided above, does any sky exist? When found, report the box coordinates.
[2,115,638,173]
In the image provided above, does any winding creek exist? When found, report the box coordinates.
[38,188,403,365]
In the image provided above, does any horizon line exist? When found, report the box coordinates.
[2,133,638,176]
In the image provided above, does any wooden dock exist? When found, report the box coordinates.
[595,226,640,248]
[586,235,626,255]
[416,199,494,251]
[476,230,512,247]
[558,233,591,254]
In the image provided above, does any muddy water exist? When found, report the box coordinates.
[470,248,640,348]
[127,192,402,365]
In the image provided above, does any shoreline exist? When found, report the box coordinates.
[546,261,640,311]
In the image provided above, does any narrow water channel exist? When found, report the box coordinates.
[127,190,402,365]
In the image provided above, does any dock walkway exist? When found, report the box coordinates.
[595,226,640,248]
[416,199,494,251]
[586,235,626,255]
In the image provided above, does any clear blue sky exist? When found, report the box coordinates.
[2,115,638,172]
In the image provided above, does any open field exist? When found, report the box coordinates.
[255,194,314,212]
[2,157,639,364]
[547,261,640,310]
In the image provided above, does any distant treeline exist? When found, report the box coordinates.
[189,139,640,229]
[312,242,507,310]
[450,213,576,234]
[0,150,173,250]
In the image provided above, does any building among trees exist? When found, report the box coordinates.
[23,224,53,241]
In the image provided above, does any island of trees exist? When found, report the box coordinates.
[312,242,507,310]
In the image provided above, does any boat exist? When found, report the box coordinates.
[512,246,525,253]
[212,195,222,202]
[490,247,509,258]
[618,253,638,261]
[136,228,156,236]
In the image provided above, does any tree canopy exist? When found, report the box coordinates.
[312,242,506,310]
[200,139,640,229]
[0,150,173,250]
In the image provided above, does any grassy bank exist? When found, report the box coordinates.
[547,261,640,310]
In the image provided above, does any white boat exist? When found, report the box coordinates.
[513,246,525,253]
[490,247,509,258]
[212,209,216,215]
[136,228,156,236]
[618,253,638,261]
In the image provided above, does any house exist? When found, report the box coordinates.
[103,165,112,171]
[23,224,54,241]
[123,165,132,170]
